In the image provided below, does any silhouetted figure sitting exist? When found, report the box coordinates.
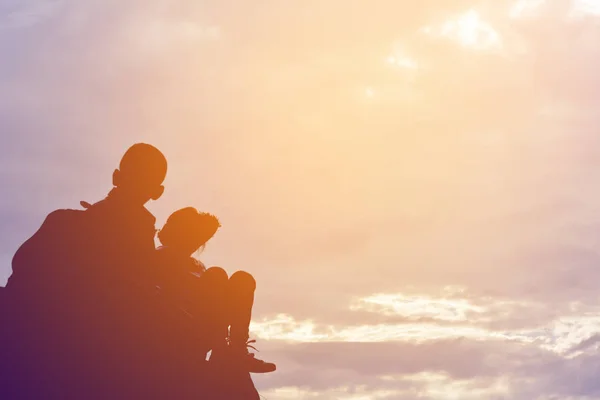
[154,208,276,374]
[2,143,169,399]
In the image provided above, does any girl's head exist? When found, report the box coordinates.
[158,207,221,256]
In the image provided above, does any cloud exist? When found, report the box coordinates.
[254,339,551,398]
[571,0,600,18]
[421,9,503,51]
[253,334,600,399]
[249,285,600,398]
[259,386,406,400]
[510,0,548,19]
[248,289,600,372]
[349,291,487,322]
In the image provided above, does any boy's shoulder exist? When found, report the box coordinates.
[38,208,89,232]
[85,198,155,223]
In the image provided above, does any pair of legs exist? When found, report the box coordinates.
[196,268,255,348]
[193,267,275,373]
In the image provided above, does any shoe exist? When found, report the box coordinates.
[239,339,276,374]
[210,339,276,374]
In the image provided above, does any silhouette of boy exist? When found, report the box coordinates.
[3,143,168,399]
[8,142,167,295]
[154,207,276,374]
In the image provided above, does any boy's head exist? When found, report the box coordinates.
[112,143,167,205]
[158,207,221,256]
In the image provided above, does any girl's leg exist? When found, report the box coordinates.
[195,267,229,347]
[227,271,256,346]
[225,271,276,373]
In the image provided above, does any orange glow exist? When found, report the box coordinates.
[2,1,599,399]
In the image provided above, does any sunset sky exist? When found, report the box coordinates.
[3,0,600,398]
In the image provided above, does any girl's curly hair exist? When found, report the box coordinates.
[157,207,221,253]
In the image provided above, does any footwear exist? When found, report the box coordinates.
[210,339,276,374]
[238,339,276,373]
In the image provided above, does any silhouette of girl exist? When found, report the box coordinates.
[154,207,276,374]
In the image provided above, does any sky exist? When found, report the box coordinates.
[2,0,600,398]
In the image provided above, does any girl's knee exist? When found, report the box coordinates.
[229,270,256,292]
[202,266,229,285]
